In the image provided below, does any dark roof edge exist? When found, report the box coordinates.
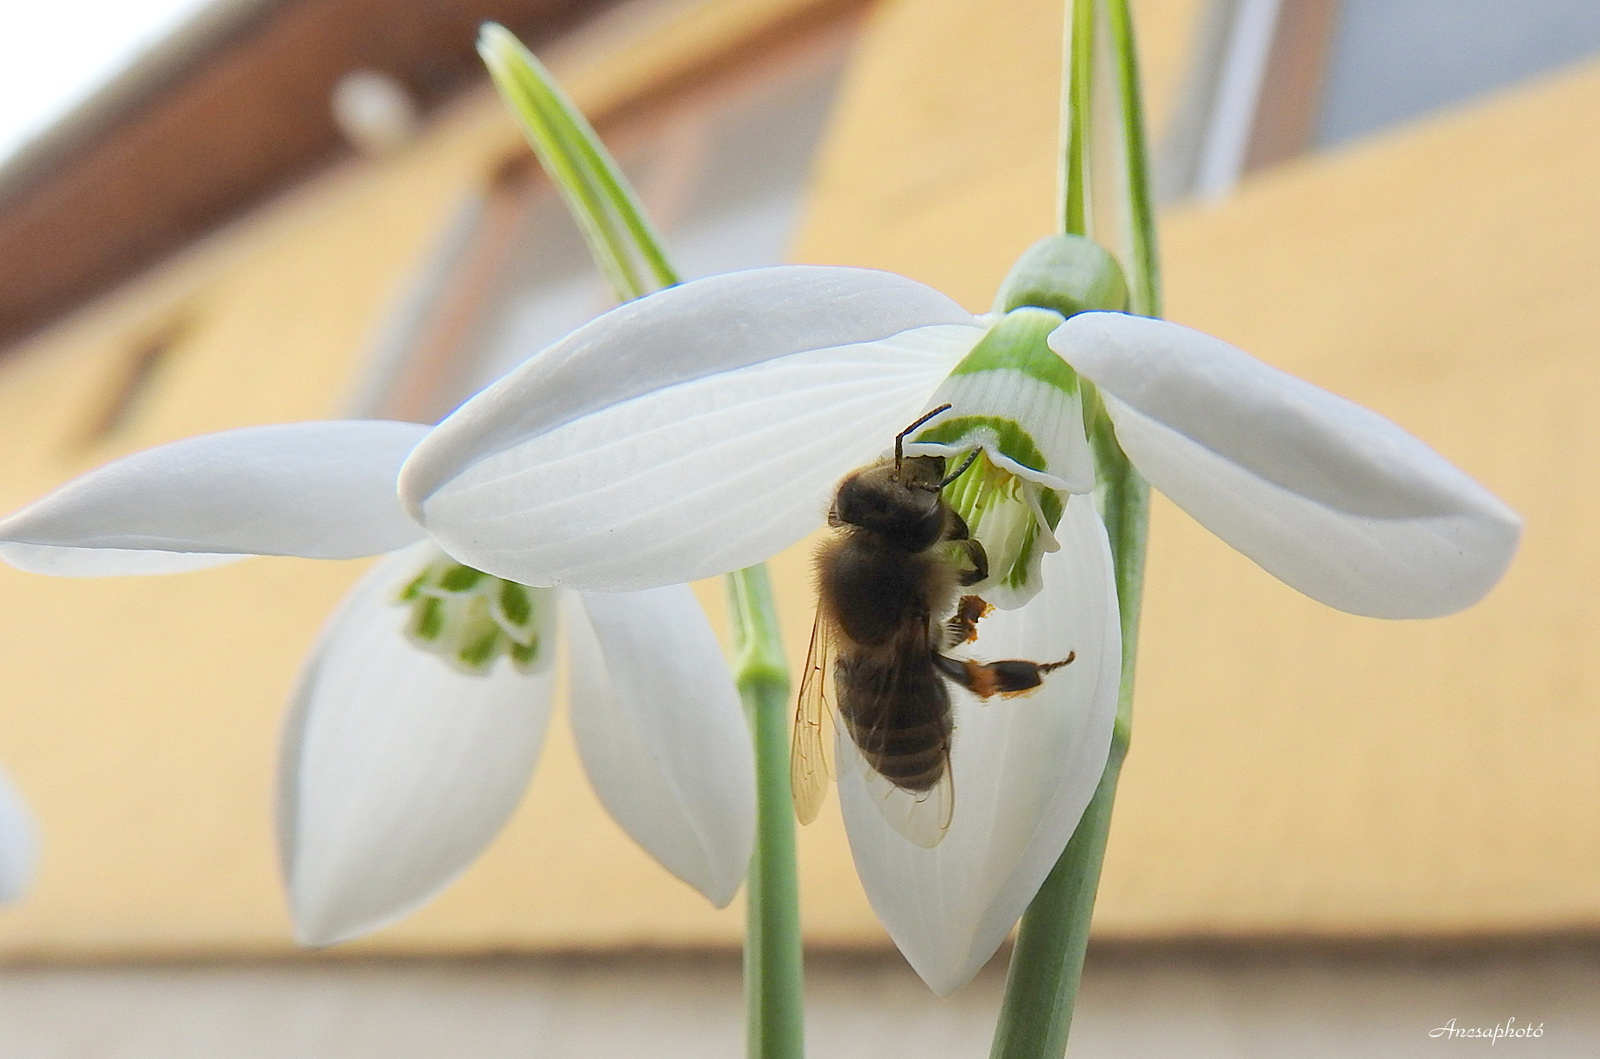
[0,0,297,206]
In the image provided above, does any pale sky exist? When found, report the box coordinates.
[0,0,220,168]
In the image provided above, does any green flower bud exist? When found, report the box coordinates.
[994,234,1128,319]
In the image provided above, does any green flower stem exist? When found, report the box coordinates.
[478,28,803,1058]
[991,1,1157,1056]
[1058,0,1096,237]
[728,566,805,1059]
[1104,0,1161,319]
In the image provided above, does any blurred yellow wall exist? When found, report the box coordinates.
[0,0,1592,961]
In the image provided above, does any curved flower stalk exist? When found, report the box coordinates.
[0,420,754,944]
[395,254,1520,992]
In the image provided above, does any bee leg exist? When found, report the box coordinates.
[933,652,1076,699]
[943,511,990,586]
[945,595,993,647]
[957,539,989,586]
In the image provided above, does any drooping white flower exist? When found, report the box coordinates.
[399,264,1520,617]
[0,420,755,944]
[393,261,1519,993]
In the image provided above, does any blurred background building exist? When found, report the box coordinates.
[0,0,1596,1054]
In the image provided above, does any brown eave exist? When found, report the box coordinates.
[0,0,618,354]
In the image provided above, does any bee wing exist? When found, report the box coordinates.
[837,623,954,849]
[838,730,954,849]
[790,605,838,826]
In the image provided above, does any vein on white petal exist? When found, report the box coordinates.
[401,267,977,505]
[281,543,554,946]
[536,380,951,581]
[838,498,1119,995]
[418,324,980,589]
[567,588,754,907]
[0,421,431,574]
[1050,313,1520,617]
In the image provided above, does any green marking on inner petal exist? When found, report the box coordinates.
[398,569,430,601]
[457,628,502,672]
[931,445,1067,606]
[510,637,542,671]
[412,596,445,641]
[917,414,1050,476]
[499,581,532,626]
[1038,487,1063,528]
[946,307,1078,397]
[439,564,487,592]
[1002,532,1039,591]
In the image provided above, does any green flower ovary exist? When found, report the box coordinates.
[398,556,545,674]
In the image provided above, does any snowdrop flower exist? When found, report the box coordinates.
[396,244,1519,992]
[0,421,754,944]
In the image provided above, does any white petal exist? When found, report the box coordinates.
[837,498,1121,995]
[281,544,555,945]
[0,768,38,903]
[1051,313,1522,618]
[0,421,430,576]
[0,544,246,576]
[566,587,754,907]
[409,323,983,589]
[402,265,976,504]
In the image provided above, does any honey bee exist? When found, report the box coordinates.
[791,404,1076,847]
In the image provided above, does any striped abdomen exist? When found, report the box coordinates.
[834,648,952,793]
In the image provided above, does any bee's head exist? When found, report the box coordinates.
[831,457,948,551]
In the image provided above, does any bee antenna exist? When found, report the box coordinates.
[937,448,980,488]
[895,403,953,469]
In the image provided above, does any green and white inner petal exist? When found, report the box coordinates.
[905,307,1097,609]
[280,543,557,946]
[398,555,546,674]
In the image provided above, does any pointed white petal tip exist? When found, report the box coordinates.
[0,421,432,576]
[838,500,1120,995]
[568,587,754,907]
[281,545,554,944]
[406,314,982,590]
[1051,313,1522,618]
